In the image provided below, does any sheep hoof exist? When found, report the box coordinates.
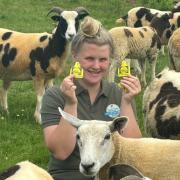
[34,112,42,124]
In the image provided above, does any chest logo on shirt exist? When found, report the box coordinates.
[105,104,120,118]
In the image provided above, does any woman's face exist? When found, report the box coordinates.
[74,43,110,86]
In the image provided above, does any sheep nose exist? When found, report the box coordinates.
[81,163,95,172]
[68,33,74,39]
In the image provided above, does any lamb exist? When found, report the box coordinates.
[0,161,53,180]
[108,26,161,86]
[143,68,180,139]
[168,28,180,71]
[0,7,89,123]
[58,107,180,180]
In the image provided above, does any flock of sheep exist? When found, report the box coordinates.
[0,1,180,180]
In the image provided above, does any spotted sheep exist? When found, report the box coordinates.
[0,7,89,123]
[116,1,180,28]
[116,2,180,55]
[108,26,161,86]
[58,107,180,180]
[0,161,53,180]
[143,68,180,139]
[168,28,180,72]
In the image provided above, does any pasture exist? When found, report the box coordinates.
[0,0,173,171]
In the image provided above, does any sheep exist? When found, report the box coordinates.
[0,7,89,123]
[116,1,180,28]
[116,3,180,55]
[0,160,53,180]
[168,28,180,71]
[109,164,151,180]
[108,26,161,86]
[172,1,180,14]
[143,68,180,139]
[58,107,180,180]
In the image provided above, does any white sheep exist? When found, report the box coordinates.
[0,161,53,180]
[0,7,89,123]
[143,68,180,139]
[108,26,161,86]
[168,26,180,72]
[58,107,180,180]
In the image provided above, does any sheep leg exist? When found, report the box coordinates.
[33,78,45,124]
[0,80,11,113]
[130,59,142,76]
[160,45,165,56]
[138,59,146,87]
[150,56,157,80]
[107,59,117,82]
[44,79,54,89]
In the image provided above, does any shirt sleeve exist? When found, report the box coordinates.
[41,86,65,129]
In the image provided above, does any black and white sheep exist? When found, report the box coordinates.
[168,28,180,71]
[143,68,180,139]
[108,26,161,86]
[0,161,53,180]
[0,7,89,123]
[58,107,180,180]
[116,3,180,55]
[116,1,180,28]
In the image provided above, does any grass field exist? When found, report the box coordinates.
[0,0,173,171]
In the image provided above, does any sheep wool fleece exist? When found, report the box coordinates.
[41,80,136,180]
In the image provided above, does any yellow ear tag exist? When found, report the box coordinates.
[117,60,131,90]
[70,62,84,79]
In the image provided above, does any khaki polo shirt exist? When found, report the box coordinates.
[41,80,135,180]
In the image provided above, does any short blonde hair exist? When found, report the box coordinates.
[71,16,114,57]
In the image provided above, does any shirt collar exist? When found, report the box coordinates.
[74,79,110,97]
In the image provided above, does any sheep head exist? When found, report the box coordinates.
[48,7,89,40]
[58,107,128,177]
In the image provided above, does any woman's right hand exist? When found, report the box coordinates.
[60,75,78,105]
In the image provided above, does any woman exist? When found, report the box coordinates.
[41,16,142,180]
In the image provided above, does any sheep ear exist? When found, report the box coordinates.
[75,7,90,19]
[51,15,61,22]
[58,107,84,127]
[109,116,128,132]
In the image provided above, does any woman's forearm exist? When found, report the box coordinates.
[120,97,142,138]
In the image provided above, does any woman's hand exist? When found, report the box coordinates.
[120,75,141,103]
[60,75,78,105]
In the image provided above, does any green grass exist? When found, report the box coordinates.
[0,0,173,172]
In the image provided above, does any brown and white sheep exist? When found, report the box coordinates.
[168,26,180,72]
[143,68,180,139]
[108,26,161,86]
[0,161,53,180]
[0,7,89,123]
[58,107,180,180]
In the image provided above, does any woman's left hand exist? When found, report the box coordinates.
[120,75,141,103]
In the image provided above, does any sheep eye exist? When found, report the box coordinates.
[76,134,80,140]
[104,133,110,140]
